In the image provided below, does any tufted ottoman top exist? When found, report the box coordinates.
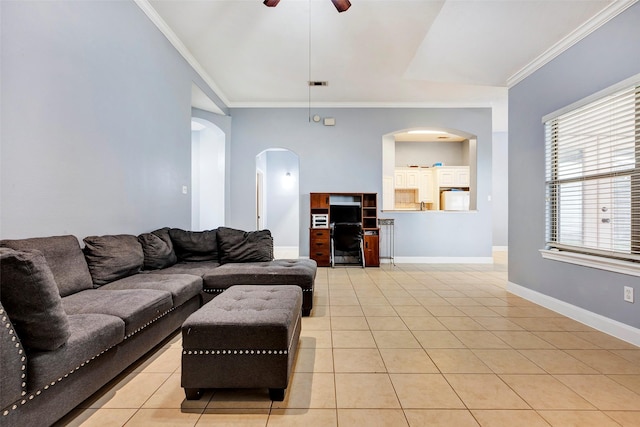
[182,285,302,351]
[202,259,316,289]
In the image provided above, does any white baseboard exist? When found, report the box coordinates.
[393,256,494,264]
[492,246,508,251]
[274,246,299,259]
[507,281,640,347]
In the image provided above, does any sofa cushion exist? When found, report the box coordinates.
[169,228,218,262]
[145,260,220,277]
[0,235,93,297]
[138,227,177,270]
[216,227,274,264]
[62,289,173,336]
[0,248,71,351]
[100,273,202,307]
[83,234,144,286]
[27,313,125,390]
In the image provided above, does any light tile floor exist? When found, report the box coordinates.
[57,252,640,426]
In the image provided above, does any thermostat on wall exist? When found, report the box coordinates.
[323,117,335,126]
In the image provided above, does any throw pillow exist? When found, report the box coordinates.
[216,227,274,264]
[169,228,218,261]
[138,227,177,270]
[0,235,94,297]
[83,234,144,286]
[0,248,71,351]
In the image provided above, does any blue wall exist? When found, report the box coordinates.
[228,107,494,259]
[508,2,640,328]
[1,1,223,239]
[265,150,300,248]
[1,0,498,262]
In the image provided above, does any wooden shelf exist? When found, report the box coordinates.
[309,192,379,267]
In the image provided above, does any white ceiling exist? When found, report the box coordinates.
[146,0,623,119]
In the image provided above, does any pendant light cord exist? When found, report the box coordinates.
[308,0,311,122]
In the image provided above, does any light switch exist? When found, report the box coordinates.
[182,185,188,194]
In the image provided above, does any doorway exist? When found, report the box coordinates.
[255,149,300,259]
[191,118,225,231]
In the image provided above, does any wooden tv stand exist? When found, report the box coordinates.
[309,192,379,267]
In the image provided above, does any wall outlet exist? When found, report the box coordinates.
[624,286,634,303]
[182,185,188,195]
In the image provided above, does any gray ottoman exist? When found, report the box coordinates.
[201,259,316,316]
[181,285,302,401]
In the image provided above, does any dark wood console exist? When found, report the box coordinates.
[309,192,379,267]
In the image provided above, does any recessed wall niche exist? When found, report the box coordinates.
[381,128,477,211]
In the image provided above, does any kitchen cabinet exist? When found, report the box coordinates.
[418,169,433,203]
[394,170,406,188]
[437,169,456,186]
[394,168,433,207]
[435,166,469,188]
[394,168,419,189]
[456,167,470,187]
[406,170,419,188]
[393,166,469,210]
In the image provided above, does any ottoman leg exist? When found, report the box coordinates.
[184,388,202,400]
[269,388,286,401]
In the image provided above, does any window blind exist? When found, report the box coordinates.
[544,83,640,262]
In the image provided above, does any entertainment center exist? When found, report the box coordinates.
[309,192,379,267]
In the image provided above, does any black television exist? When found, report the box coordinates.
[330,204,361,224]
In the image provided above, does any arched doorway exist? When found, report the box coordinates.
[191,118,225,230]
[256,149,300,259]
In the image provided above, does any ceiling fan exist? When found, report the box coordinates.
[263,0,351,13]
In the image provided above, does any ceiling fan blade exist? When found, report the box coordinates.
[263,0,280,7]
[331,0,351,12]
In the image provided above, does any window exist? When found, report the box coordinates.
[544,79,639,263]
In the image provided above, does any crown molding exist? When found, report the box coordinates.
[134,0,231,110]
[228,101,498,109]
[137,0,627,107]
[507,0,638,87]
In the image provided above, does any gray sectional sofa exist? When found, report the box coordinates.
[0,227,316,427]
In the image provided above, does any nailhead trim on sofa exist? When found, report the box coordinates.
[124,307,176,340]
[1,307,175,418]
[1,307,27,417]
[202,288,313,293]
